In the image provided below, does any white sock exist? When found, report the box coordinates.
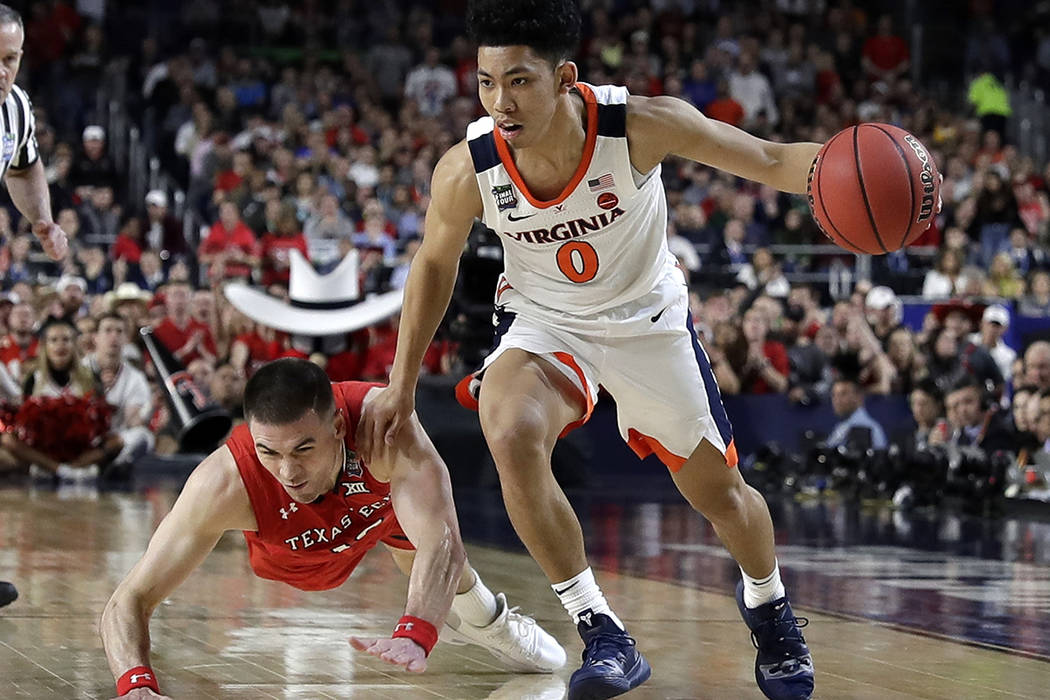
[551,567,624,630]
[450,568,499,626]
[741,560,786,609]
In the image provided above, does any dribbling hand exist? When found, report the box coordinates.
[109,688,172,700]
[32,220,68,260]
[349,635,428,673]
[356,385,415,462]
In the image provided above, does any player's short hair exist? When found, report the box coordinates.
[467,0,581,66]
[0,4,21,28]
[244,358,335,425]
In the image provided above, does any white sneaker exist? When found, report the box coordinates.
[55,464,99,481]
[28,464,53,480]
[442,592,566,672]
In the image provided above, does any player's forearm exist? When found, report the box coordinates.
[768,141,823,194]
[402,519,466,626]
[388,256,459,390]
[5,161,53,223]
[100,590,155,679]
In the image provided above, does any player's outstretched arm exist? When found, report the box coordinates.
[626,94,822,195]
[100,447,253,698]
[351,390,467,673]
[357,141,481,458]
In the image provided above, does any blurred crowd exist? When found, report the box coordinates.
[2,0,1050,497]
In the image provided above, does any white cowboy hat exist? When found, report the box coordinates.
[104,282,153,310]
[223,250,403,335]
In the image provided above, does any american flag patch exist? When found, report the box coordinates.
[587,173,614,191]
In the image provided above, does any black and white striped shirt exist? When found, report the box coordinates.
[0,84,38,181]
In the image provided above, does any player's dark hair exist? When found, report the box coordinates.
[0,4,20,28]
[244,358,334,425]
[466,0,581,66]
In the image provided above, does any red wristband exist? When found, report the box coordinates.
[117,666,159,696]
[391,615,439,656]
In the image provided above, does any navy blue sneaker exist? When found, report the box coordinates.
[567,612,651,700]
[0,581,17,608]
[736,581,814,700]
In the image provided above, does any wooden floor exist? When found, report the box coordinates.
[1,484,1048,699]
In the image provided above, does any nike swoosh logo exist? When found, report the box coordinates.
[650,306,669,323]
[554,581,579,595]
[507,212,536,221]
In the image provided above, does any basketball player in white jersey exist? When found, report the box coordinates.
[360,2,819,698]
[0,2,69,614]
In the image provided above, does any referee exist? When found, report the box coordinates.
[0,3,69,260]
[0,2,69,610]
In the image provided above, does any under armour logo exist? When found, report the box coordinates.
[129,672,153,684]
[394,621,414,633]
[280,502,298,519]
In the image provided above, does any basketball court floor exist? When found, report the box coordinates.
[2,477,1048,699]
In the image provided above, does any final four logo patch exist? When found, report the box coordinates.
[1,133,15,161]
[492,184,518,211]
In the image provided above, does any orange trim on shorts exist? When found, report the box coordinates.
[493,83,599,209]
[551,351,594,437]
[496,280,513,301]
[625,433,739,472]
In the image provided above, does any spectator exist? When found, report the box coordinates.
[1023,341,1050,392]
[303,193,354,271]
[728,52,778,128]
[704,79,744,127]
[682,59,717,111]
[861,15,910,84]
[1019,270,1050,316]
[71,124,118,194]
[404,46,457,118]
[931,376,1014,454]
[899,379,944,453]
[864,286,903,348]
[134,250,166,292]
[87,313,155,470]
[922,248,963,298]
[153,281,217,367]
[971,304,1016,382]
[886,327,923,395]
[826,375,887,450]
[143,189,188,262]
[2,317,119,477]
[739,306,789,394]
[77,184,121,248]
[736,247,788,297]
[208,361,245,419]
[0,302,38,380]
[967,70,1011,138]
[112,216,145,264]
[199,200,260,281]
[54,275,87,322]
[260,203,308,286]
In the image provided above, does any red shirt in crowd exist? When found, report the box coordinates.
[705,97,745,127]
[748,340,790,395]
[862,35,909,75]
[112,233,143,263]
[153,317,218,366]
[260,232,309,286]
[200,221,260,279]
[0,335,38,376]
[224,380,414,591]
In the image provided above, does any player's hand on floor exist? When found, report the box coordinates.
[109,688,172,699]
[350,635,428,673]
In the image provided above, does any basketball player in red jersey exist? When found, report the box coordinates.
[101,358,564,699]
[359,1,821,699]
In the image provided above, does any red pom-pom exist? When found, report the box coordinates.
[14,395,113,461]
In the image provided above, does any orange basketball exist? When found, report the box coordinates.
[807,123,940,255]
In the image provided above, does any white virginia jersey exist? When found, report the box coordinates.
[466,83,674,316]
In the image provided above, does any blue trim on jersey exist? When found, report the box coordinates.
[468,132,500,174]
[596,102,626,138]
[684,308,734,446]
[491,306,516,349]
